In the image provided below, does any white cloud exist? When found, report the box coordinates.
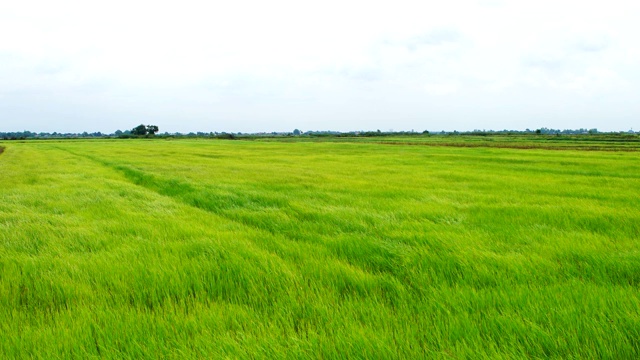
[0,0,639,132]
[424,83,459,96]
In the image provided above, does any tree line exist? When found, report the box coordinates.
[1,126,637,140]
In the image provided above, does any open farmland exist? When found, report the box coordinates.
[1,138,639,358]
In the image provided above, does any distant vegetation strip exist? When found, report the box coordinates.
[253,134,640,152]
[4,134,640,152]
[1,126,639,140]
[372,140,640,152]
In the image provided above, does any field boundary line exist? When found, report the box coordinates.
[361,141,640,152]
[251,138,640,151]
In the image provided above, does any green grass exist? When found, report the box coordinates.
[1,138,639,358]
[258,133,640,151]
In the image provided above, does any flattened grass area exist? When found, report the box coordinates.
[0,138,639,358]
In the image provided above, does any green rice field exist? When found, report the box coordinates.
[1,137,639,358]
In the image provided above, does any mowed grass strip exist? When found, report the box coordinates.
[0,139,639,358]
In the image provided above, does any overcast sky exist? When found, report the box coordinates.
[1,0,639,133]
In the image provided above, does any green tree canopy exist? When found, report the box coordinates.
[132,124,147,136]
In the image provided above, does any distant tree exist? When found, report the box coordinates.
[293,129,302,136]
[146,125,159,135]
[536,129,542,135]
[115,130,123,136]
[132,124,147,136]
[216,132,235,140]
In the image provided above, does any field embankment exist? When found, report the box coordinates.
[1,139,639,358]
[257,133,640,152]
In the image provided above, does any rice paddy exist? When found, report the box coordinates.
[1,138,639,358]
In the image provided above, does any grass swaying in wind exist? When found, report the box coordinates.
[0,138,639,358]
